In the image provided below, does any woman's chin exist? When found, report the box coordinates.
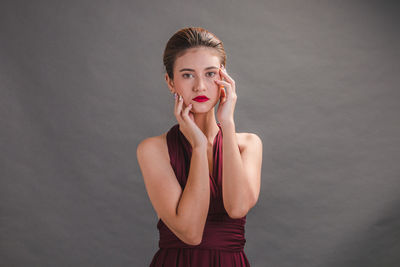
[191,106,212,114]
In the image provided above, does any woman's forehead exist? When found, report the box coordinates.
[175,48,220,69]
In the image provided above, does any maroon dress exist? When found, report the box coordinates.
[149,123,251,266]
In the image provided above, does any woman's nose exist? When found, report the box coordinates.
[194,77,207,91]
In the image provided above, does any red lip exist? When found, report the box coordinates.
[193,95,209,102]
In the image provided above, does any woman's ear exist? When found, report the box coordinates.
[165,73,175,93]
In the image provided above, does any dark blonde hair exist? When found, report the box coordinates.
[163,27,226,80]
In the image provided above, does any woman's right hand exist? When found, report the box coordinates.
[174,93,207,149]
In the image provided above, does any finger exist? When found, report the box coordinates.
[219,67,236,93]
[173,93,178,113]
[219,66,234,83]
[218,85,226,101]
[174,94,184,123]
[219,87,227,104]
[221,85,227,97]
[215,80,231,98]
[177,94,184,113]
[174,93,179,115]
[182,102,192,121]
[188,110,194,121]
[219,84,226,94]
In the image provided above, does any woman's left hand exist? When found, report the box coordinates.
[215,64,237,126]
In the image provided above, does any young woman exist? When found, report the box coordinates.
[137,27,263,266]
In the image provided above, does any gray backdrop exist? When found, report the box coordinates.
[1,0,399,266]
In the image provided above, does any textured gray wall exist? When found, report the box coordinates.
[1,0,399,266]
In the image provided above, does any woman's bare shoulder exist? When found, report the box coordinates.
[137,131,169,154]
[136,131,173,222]
[236,132,262,153]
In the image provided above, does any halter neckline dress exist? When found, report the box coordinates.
[149,123,250,266]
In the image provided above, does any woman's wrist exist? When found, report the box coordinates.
[191,143,208,151]
[220,120,235,130]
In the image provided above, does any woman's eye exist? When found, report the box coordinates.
[183,73,193,78]
[183,72,215,78]
[207,72,216,77]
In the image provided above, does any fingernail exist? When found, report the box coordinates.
[174,92,177,99]
[179,95,182,101]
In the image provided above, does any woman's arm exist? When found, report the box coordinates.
[176,145,210,244]
[137,138,210,245]
[221,122,263,218]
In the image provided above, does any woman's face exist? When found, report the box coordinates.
[166,47,222,113]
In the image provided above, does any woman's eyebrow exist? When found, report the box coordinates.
[179,66,219,72]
